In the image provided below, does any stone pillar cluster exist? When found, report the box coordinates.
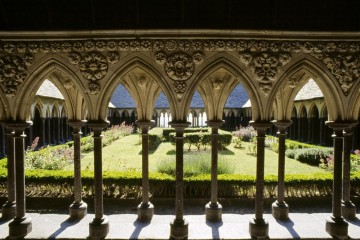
[136,120,155,221]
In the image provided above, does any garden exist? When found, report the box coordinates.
[0,123,360,199]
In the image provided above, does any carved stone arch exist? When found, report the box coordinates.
[268,56,345,121]
[187,55,263,122]
[61,107,67,118]
[0,88,10,120]
[15,57,90,121]
[299,105,307,118]
[308,103,320,118]
[45,106,51,118]
[347,79,360,120]
[52,102,60,118]
[98,54,175,121]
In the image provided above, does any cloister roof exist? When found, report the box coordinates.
[36,80,64,100]
[294,79,324,101]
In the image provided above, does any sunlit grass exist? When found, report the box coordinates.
[65,134,327,176]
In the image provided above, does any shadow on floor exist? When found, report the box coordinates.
[275,218,300,238]
[130,219,150,239]
[49,217,82,238]
[206,220,224,239]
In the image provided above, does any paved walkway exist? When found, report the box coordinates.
[1,212,360,239]
[1,198,360,239]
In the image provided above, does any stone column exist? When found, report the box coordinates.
[205,120,224,222]
[342,124,357,219]
[136,120,155,221]
[1,126,16,219]
[271,120,292,219]
[0,124,5,157]
[249,121,271,239]
[88,121,109,239]
[68,120,87,219]
[8,122,32,239]
[169,121,190,240]
[55,117,61,144]
[40,117,46,147]
[297,118,302,141]
[325,121,348,239]
[46,118,51,145]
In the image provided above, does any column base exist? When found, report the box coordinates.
[271,201,289,220]
[9,216,32,239]
[69,201,87,219]
[325,216,348,240]
[170,219,189,240]
[89,216,109,240]
[342,201,357,220]
[249,218,269,239]
[1,201,16,219]
[205,202,222,222]
[137,202,154,221]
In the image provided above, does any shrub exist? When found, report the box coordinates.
[285,149,297,159]
[148,131,162,151]
[293,148,333,166]
[233,135,243,149]
[169,130,232,151]
[156,154,235,177]
[163,128,209,141]
[232,125,256,142]
[25,145,73,170]
[247,137,257,156]
[265,135,279,153]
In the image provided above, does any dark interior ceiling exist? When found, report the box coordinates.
[0,0,360,32]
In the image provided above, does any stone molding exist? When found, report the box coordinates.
[1,39,360,98]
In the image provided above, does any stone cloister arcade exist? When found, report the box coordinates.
[1,31,360,239]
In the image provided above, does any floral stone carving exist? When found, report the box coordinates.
[165,52,194,81]
[239,52,291,95]
[79,52,108,81]
[0,55,32,97]
[317,54,360,95]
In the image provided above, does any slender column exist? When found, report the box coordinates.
[68,120,88,219]
[169,121,190,240]
[205,120,224,222]
[1,126,16,219]
[325,121,348,239]
[342,124,357,219]
[8,122,32,238]
[46,118,51,145]
[0,125,5,157]
[297,118,302,141]
[88,121,109,239]
[64,119,69,141]
[40,118,46,147]
[56,117,61,144]
[308,118,312,143]
[272,120,292,219]
[249,121,271,239]
[136,120,155,221]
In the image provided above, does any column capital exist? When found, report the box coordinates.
[272,120,292,132]
[87,120,109,131]
[249,121,271,131]
[3,121,31,135]
[67,120,87,129]
[325,121,357,132]
[206,120,224,128]
[169,121,190,132]
[136,120,155,130]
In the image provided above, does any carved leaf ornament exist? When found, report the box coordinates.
[0,55,33,96]
[320,54,360,95]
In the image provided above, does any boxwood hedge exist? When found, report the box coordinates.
[0,168,359,199]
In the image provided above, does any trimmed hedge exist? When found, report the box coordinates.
[169,130,232,150]
[163,128,209,141]
[0,168,359,199]
[148,128,162,150]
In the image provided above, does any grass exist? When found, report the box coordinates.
[65,134,328,176]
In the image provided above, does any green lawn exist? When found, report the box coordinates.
[64,134,327,176]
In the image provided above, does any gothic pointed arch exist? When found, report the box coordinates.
[14,57,90,121]
[268,55,345,121]
[98,54,174,121]
[187,55,263,121]
[0,90,10,120]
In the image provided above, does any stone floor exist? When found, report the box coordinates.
[0,198,359,239]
